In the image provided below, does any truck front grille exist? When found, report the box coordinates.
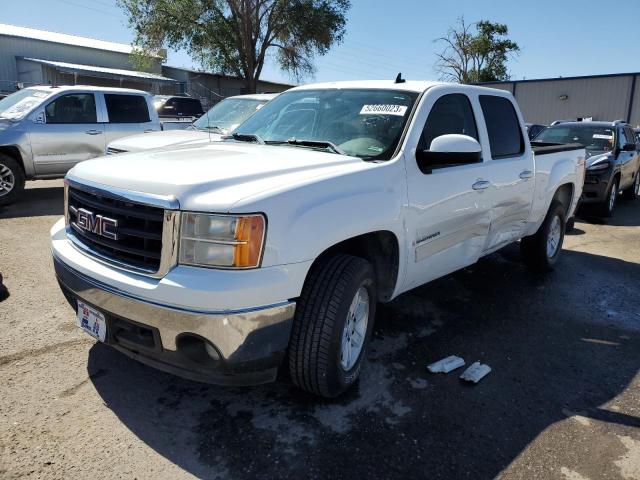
[67,186,165,273]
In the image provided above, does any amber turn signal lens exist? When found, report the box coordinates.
[234,215,265,267]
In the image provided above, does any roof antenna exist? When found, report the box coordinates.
[395,72,406,84]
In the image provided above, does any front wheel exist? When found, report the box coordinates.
[521,200,566,273]
[598,178,619,217]
[622,170,640,200]
[0,154,25,207]
[288,254,376,398]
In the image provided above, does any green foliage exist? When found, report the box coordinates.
[118,0,350,92]
[435,18,520,84]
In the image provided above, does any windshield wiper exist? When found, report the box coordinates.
[267,138,346,155]
[200,125,225,133]
[224,132,265,144]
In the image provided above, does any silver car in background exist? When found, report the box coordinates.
[0,85,160,206]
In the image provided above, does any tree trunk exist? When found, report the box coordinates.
[244,75,258,94]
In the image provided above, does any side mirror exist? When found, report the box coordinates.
[32,110,46,124]
[416,134,482,174]
[622,142,636,152]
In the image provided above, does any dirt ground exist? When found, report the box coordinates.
[1,179,639,480]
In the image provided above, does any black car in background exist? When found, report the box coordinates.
[153,95,204,129]
[525,123,546,140]
[535,120,640,217]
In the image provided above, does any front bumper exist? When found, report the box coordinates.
[580,171,612,204]
[54,256,296,385]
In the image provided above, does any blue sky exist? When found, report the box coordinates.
[4,0,640,85]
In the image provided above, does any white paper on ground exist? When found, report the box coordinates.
[459,361,491,383]
[427,355,465,373]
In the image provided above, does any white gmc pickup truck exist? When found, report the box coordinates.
[51,80,585,397]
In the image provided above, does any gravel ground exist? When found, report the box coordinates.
[1,179,639,480]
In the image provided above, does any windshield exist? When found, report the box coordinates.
[535,125,616,152]
[233,89,419,159]
[193,98,269,133]
[0,89,51,120]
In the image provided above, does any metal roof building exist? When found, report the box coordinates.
[480,72,640,127]
[0,23,291,106]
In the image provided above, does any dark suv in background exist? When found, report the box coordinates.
[153,95,204,130]
[535,120,640,217]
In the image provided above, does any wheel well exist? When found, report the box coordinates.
[309,231,400,303]
[0,146,25,173]
[553,183,574,214]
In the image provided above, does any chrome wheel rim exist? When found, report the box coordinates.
[546,214,562,258]
[0,163,15,197]
[340,286,369,370]
[635,173,640,195]
[609,182,617,211]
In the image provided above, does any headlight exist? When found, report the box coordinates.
[587,161,611,171]
[179,213,265,268]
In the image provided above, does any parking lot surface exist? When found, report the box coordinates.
[1,179,639,480]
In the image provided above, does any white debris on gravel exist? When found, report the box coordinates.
[459,362,491,383]
[427,355,465,373]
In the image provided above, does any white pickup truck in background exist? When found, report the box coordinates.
[106,93,277,154]
[51,80,585,397]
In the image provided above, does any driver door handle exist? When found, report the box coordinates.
[472,180,491,190]
[519,170,534,179]
[85,129,102,135]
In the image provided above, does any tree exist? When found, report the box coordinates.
[118,0,350,93]
[435,18,520,84]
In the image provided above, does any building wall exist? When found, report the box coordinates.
[0,35,164,90]
[482,74,640,126]
[0,32,292,102]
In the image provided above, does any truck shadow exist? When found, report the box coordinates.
[87,246,640,479]
[577,199,640,227]
[0,183,64,219]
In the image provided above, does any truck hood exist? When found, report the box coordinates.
[108,129,216,153]
[68,143,369,211]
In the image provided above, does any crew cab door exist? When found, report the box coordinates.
[29,92,105,176]
[101,93,158,147]
[403,90,492,290]
[476,95,534,253]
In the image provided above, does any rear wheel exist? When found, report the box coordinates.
[521,200,566,273]
[622,170,640,200]
[288,254,376,397]
[0,154,25,207]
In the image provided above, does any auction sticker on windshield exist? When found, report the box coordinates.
[360,104,408,116]
[76,300,107,342]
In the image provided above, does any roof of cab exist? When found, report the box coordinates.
[24,85,151,95]
[290,80,446,93]
[288,79,517,95]
[229,93,279,101]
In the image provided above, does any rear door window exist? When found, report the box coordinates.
[104,94,150,123]
[45,93,97,124]
[479,96,525,159]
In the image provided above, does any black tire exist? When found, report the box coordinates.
[0,154,25,207]
[289,254,376,398]
[598,177,619,217]
[521,200,566,273]
[622,170,640,200]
